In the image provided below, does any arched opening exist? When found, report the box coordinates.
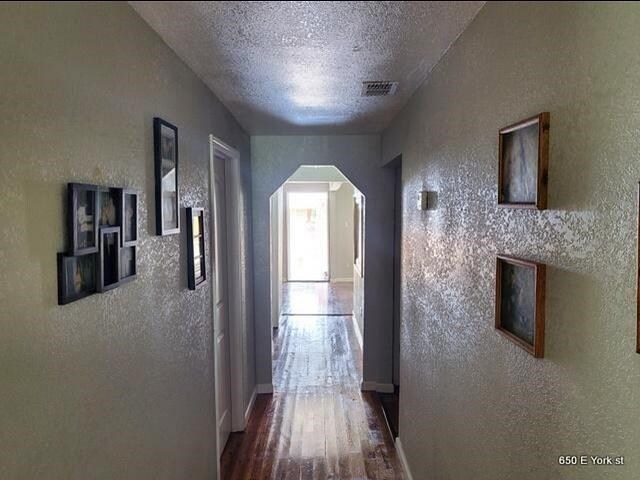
[268,165,366,392]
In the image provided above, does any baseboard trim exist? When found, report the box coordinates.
[375,382,395,393]
[256,383,274,394]
[351,311,363,349]
[395,437,414,480]
[330,277,353,283]
[243,386,257,426]
[360,381,395,393]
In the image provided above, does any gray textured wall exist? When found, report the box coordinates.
[0,3,253,479]
[383,2,640,479]
[251,135,395,388]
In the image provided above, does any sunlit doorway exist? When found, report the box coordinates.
[286,189,329,281]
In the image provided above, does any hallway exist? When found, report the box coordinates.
[221,285,402,479]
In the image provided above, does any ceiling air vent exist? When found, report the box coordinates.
[361,81,398,97]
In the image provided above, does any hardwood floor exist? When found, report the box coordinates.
[281,282,354,316]
[220,314,403,479]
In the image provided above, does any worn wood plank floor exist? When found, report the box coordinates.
[221,314,403,479]
[281,282,354,316]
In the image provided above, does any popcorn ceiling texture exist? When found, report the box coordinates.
[129,1,485,134]
[382,2,640,479]
[0,3,253,479]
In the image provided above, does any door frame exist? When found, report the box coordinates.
[283,182,330,282]
[209,135,246,460]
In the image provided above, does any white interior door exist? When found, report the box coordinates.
[286,189,329,281]
[213,154,231,455]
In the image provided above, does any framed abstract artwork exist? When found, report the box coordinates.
[498,112,550,209]
[154,117,179,236]
[57,253,97,305]
[495,255,546,358]
[186,207,206,290]
[68,183,99,255]
[98,226,121,293]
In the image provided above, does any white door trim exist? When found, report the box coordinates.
[209,135,246,452]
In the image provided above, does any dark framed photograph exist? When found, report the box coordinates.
[68,183,99,255]
[57,253,97,305]
[120,245,137,284]
[154,117,179,235]
[97,187,119,227]
[495,255,546,358]
[117,188,138,247]
[186,207,206,290]
[498,112,550,209]
[98,226,121,292]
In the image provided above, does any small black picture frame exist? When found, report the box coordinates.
[154,117,180,236]
[117,188,139,247]
[57,253,97,305]
[96,187,120,227]
[68,183,100,255]
[120,245,137,284]
[186,207,206,290]
[98,226,121,292]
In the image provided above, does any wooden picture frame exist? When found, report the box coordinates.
[154,117,180,236]
[68,183,100,255]
[495,255,546,358]
[57,253,97,305]
[117,188,139,247]
[186,207,206,290]
[98,226,121,292]
[498,112,550,209]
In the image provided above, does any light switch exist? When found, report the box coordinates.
[417,191,429,210]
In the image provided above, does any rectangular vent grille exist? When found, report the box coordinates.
[361,81,398,97]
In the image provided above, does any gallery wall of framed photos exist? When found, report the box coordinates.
[57,183,139,305]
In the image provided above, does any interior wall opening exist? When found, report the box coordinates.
[268,165,366,394]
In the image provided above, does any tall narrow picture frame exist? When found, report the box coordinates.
[154,117,179,236]
[495,255,546,358]
[186,207,207,290]
[117,188,139,247]
[498,112,550,209]
[98,226,121,293]
[120,245,137,284]
[68,183,100,255]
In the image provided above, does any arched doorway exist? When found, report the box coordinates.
[268,166,365,392]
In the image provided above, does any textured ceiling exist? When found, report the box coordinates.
[130,1,485,134]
